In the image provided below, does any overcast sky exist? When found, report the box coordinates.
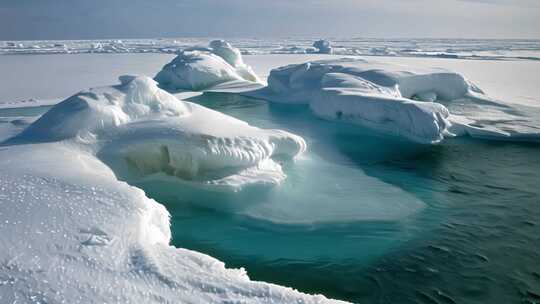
[0,0,539,40]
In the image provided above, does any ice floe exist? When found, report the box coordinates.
[155,40,263,92]
[0,75,340,303]
[250,58,540,144]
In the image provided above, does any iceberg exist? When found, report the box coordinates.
[11,75,305,191]
[0,75,340,303]
[155,40,263,92]
[313,39,333,54]
[251,58,540,144]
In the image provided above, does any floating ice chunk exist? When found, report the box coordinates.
[313,39,333,54]
[154,51,240,90]
[155,40,262,92]
[255,58,456,143]
[311,86,451,144]
[252,58,540,143]
[11,75,305,190]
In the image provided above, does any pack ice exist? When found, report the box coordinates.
[0,76,340,304]
[155,40,263,92]
[251,58,540,144]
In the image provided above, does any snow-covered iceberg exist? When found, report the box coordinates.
[155,40,263,92]
[12,75,305,191]
[0,75,342,303]
[251,58,540,144]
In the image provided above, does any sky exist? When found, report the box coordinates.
[0,0,539,40]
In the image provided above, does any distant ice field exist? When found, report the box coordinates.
[2,38,540,61]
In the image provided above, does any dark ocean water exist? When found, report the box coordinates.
[128,92,539,303]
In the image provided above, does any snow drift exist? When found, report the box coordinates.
[252,58,540,144]
[0,75,342,303]
[155,40,263,92]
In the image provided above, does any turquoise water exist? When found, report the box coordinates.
[133,93,540,303]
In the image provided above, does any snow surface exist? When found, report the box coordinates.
[250,58,540,144]
[155,40,263,92]
[0,75,345,303]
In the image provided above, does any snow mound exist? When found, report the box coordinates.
[155,40,263,92]
[313,39,333,54]
[252,58,540,144]
[12,75,306,191]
